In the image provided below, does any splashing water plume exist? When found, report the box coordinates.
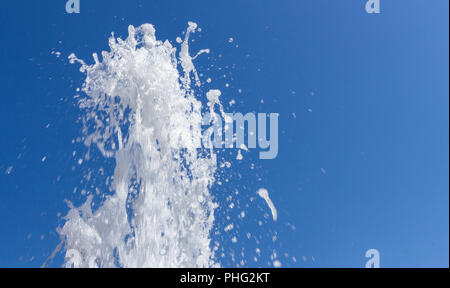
[59,23,222,268]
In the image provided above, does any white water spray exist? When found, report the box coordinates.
[59,23,222,268]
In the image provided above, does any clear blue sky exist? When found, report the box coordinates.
[0,0,448,267]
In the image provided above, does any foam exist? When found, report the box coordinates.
[59,23,220,268]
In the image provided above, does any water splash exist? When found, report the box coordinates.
[257,188,277,221]
[59,23,220,268]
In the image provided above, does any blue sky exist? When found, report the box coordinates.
[0,0,448,267]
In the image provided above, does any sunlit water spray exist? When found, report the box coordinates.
[57,22,282,268]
